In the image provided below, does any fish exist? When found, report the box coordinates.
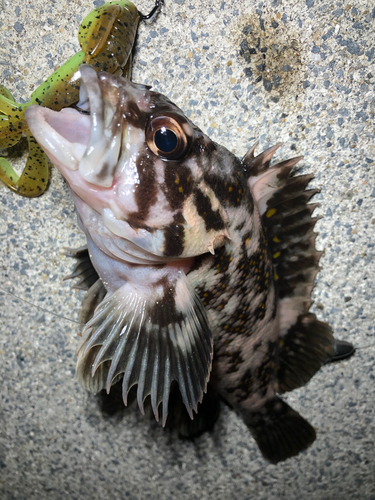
[25,65,354,464]
[0,0,162,197]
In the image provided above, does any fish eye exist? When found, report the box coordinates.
[154,127,178,153]
[146,114,193,160]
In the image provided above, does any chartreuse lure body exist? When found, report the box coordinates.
[0,0,158,197]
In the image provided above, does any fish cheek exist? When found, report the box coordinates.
[193,188,226,232]
[126,150,158,227]
[163,212,186,257]
[162,162,193,211]
[192,138,248,209]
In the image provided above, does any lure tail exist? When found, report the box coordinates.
[0,86,49,196]
[0,85,27,147]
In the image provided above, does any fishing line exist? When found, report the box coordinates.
[0,285,82,326]
[0,284,373,353]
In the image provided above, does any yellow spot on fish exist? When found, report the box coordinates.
[274,271,279,281]
[273,251,281,258]
[273,236,281,243]
[266,208,277,218]
[179,186,183,193]
[228,186,233,192]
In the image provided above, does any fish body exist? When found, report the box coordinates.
[0,0,162,197]
[25,66,335,463]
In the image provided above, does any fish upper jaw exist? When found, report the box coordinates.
[75,65,152,189]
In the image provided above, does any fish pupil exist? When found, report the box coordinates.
[155,127,178,153]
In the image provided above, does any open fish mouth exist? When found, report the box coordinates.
[25,66,230,262]
[25,65,150,189]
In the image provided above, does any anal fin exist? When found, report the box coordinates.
[76,270,213,426]
[246,396,316,464]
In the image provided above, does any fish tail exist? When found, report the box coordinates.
[245,396,316,464]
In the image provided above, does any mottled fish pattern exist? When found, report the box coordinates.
[25,66,345,463]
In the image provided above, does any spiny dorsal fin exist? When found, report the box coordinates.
[242,142,283,178]
[244,143,334,392]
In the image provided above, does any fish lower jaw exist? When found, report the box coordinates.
[25,105,91,173]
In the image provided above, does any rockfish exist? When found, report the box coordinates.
[25,65,351,463]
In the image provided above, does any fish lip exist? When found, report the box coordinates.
[25,105,91,172]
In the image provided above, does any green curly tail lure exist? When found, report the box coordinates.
[0,0,159,197]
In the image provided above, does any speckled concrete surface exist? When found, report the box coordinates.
[0,0,374,499]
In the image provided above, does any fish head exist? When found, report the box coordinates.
[25,65,230,260]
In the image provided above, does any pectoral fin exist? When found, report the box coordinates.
[76,271,213,426]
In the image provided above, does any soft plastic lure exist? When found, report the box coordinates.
[0,0,161,197]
